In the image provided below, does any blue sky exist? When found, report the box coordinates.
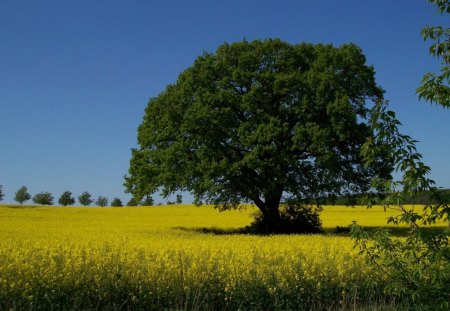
[1,0,448,204]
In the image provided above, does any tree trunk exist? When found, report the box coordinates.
[253,193,282,233]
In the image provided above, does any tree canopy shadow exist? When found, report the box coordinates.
[1,204,38,209]
[172,226,256,235]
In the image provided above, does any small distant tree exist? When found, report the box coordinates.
[14,186,31,205]
[78,191,93,206]
[176,194,183,204]
[126,197,138,206]
[95,196,108,207]
[111,197,123,207]
[58,191,75,206]
[32,192,54,205]
[141,195,154,206]
[0,185,4,202]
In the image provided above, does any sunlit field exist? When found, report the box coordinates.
[0,204,442,310]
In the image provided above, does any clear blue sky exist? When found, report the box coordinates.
[1,0,448,204]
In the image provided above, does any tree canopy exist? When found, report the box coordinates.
[14,186,31,205]
[125,39,391,232]
[58,191,75,206]
[111,197,123,207]
[32,192,54,206]
[95,196,108,207]
[126,197,138,207]
[78,191,93,206]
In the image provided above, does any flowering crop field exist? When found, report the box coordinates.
[0,204,434,310]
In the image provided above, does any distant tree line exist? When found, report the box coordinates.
[0,185,158,207]
[0,184,187,207]
[0,185,4,202]
[318,188,450,206]
[2,183,443,207]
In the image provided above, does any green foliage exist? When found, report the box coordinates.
[58,191,75,206]
[32,192,54,206]
[111,197,123,207]
[78,191,93,206]
[14,186,31,205]
[353,100,450,309]
[176,194,183,204]
[389,188,450,205]
[126,38,390,232]
[95,196,108,207]
[126,197,138,207]
[316,188,450,205]
[0,185,4,202]
[362,7,450,300]
[250,202,323,234]
[417,0,450,107]
[141,195,154,206]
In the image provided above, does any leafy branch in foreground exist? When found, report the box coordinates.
[352,100,450,309]
[417,0,450,108]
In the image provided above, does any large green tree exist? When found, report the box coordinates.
[0,185,4,202]
[417,0,450,107]
[126,39,391,232]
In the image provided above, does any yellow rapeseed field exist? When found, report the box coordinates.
[0,204,435,310]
